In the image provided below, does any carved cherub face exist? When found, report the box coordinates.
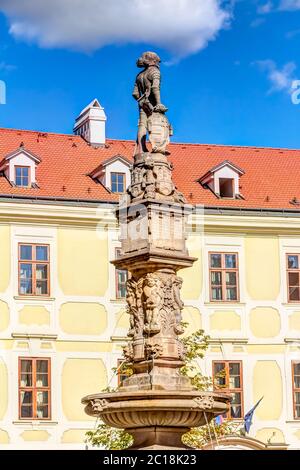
[137,51,161,68]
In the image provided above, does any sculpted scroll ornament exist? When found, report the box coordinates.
[91,398,109,413]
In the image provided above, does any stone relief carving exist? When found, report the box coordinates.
[193,395,215,410]
[125,272,185,341]
[145,342,163,359]
[143,273,164,335]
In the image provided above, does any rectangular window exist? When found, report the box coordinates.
[19,358,51,420]
[111,172,125,193]
[18,244,50,296]
[115,248,128,299]
[209,253,239,302]
[15,166,30,187]
[287,254,300,302]
[292,361,300,419]
[213,361,243,419]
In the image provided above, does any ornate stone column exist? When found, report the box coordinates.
[82,52,229,450]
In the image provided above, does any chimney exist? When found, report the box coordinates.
[73,98,107,146]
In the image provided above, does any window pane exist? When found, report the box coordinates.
[289,272,299,287]
[21,359,32,373]
[212,287,222,300]
[226,272,237,285]
[20,280,32,295]
[288,255,299,269]
[294,363,300,376]
[36,391,48,405]
[214,363,226,388]
[16,167,22,177]
[229,375,240,389]
[225,254,237,269]
[111,174,117,184]
[37,405,49,419]
[20,245,32,260]
[36,264,48,280]
[20,373,32,387]
[296,405,300,418]
[36,280,48,295]
[231,405,242,418]
[229,363,240,376]
[36,246,48,261]
[20,263,32,278]
[295,376,300,389]
[211,271,221,285]
[20,390,32,404]
[21,405,33,418]
[226,287,237,301]
[210,254,221,268]
[295,392,300,406]
[289,286,300,301]
[37,360,48,374]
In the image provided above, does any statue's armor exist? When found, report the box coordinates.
[134,65,161,116]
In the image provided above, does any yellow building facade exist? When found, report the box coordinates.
[0,199,299,449]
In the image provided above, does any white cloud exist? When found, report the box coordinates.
[255,60,297,94]
[0,0,232,59]
[279,0,300,10]
[0,61,16,72]
[257,1,274,14]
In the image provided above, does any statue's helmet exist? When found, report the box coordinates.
[137,51,161,68]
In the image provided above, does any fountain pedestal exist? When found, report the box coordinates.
[82,51,230,450]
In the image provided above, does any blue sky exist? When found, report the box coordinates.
[1,0,300,148]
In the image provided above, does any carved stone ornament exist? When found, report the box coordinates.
[91,398,109,413]
[145,342,163,359]
[193,395,215,410]
[123,342,134,362]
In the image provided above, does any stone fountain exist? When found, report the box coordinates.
[82,51,230,450]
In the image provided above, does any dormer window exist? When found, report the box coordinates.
[111,172,125,193]
[0,144,41,188]
[89,155,131,194]
[15,166,30,187]
[199,161,244,200]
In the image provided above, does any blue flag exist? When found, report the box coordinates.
[244,396,263,434]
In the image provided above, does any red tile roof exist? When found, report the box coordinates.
[1,126,300,210]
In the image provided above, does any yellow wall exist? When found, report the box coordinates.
[0,360,8,420]
[182,306,202,336]
[250,307,281,338]
[0,301,9,331]
[19,305,50,326]
[255,428,285,444]
[181,236,202,300]
[61,429,89,443]
[210,310,241,331]
[289,311,300,331]
[245,235,280,300]
[59,302,107,335]
[21,430,50,441]
[0,225,10,292]
[58,228,108,296]
[61,358,107,421]
[0,430,9,444]
[253,361,282,420]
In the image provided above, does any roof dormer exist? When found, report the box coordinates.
[199,161,244,199]
[0,144,41,188]
[89,155,131,193]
